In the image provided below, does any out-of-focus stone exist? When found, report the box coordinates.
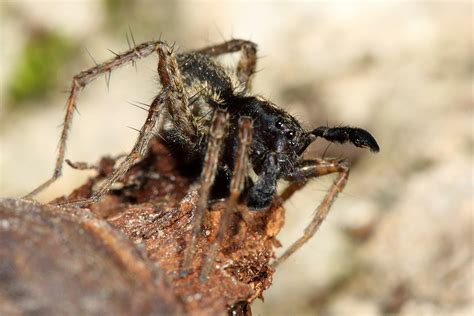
[359,157,473,310]
[0,198,179,316]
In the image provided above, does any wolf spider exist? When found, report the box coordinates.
[25,38,379,281]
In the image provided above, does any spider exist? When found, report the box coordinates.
[24,38,379,282]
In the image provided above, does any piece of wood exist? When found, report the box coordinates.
[0,198,179,316]
[55,138,286,315]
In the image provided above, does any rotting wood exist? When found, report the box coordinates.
[54,137,285,315]
[0,198,179,316]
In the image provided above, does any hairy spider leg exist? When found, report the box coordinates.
[59,93,163,207]
[272,159,350,268]
[25,39,257,201]
[191,39,258,91]
[279,181,308,203]
[24,40,166,199]
[199,117,253,282]
[65,159,98,171]
[159,44,197,145]
[280,125,378,202]
[59,43,197,207]
[65,153,127,171]
[181,109,229,275]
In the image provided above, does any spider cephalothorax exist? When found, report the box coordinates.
[25,39,379,281]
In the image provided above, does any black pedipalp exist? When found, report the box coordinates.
[311,126,380,152]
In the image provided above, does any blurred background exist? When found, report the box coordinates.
[0,1,472,315]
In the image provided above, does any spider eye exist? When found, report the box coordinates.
[275,120,284,129]
[286,130,295,139]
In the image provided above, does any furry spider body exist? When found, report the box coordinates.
[25,39,379,281]
[167,51,378,211]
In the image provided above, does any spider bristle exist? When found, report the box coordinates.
[128,25,137,48]
[132,60,138,73]
[126,125,141,133]
[85,47,98,66]
[126,32,132,50]
[105,71,111,91]
[107,48,120,58]
[321,143,332,160]
[72,103,81,115]
[127,100,150,112]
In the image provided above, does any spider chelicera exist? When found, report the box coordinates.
[25,39,379,282]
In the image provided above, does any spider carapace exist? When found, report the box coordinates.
[25,39,379,281]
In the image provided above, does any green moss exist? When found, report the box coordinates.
[8,31,74,107]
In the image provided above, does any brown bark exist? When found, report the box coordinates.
[3,138,285,315]
[0,198,179,316]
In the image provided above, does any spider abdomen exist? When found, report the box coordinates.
[177,53,235,104]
